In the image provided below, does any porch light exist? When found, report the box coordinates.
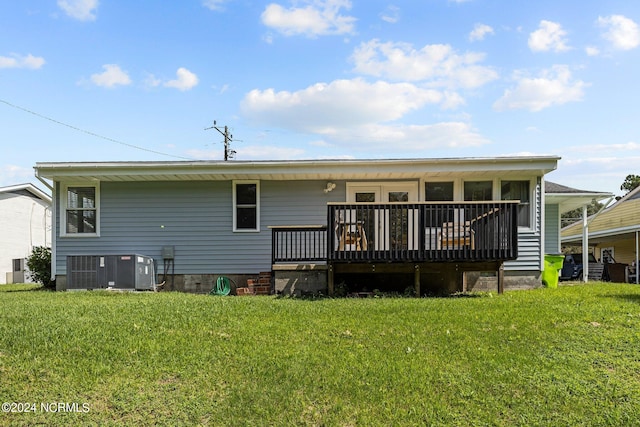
[324,182,336,193]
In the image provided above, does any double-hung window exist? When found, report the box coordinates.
[233,181,259,232]
[62,184,99,236]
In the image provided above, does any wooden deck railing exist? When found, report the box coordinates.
[271,225,327,264]
[271,202,519,264]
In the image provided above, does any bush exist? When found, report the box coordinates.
[26,246,54,289]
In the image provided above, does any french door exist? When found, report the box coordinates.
[346,183,419,251]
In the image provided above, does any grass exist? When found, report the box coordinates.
[1,283,640,426]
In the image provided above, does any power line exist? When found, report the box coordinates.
[0,98,193,160]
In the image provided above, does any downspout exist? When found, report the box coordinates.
[35,170,56,284]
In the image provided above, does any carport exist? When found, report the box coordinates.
[545,181,613,282]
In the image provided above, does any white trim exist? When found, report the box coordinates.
[232,180,260,232]
[346,181,420,202]
[346,181,420,251]
[423,179,455,201]
[462,179,494,201]
[562,224,640,242]
[498,177,537,232]
[59,182,100,237]
[0,183,51,203]
[34,156,560,183]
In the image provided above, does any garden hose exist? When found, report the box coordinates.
[209,276,231,296]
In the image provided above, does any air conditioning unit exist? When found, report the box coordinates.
[67,255,155,290]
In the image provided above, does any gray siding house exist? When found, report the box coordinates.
[34,156,559,295]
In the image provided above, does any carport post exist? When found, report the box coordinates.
[582,205,589,282]
[636,231,640,285]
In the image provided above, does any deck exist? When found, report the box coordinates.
[271,201,519,294]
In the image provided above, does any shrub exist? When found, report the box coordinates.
[26,246,54,289]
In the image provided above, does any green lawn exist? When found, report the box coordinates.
[1,283,639,426]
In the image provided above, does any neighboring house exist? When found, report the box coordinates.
[0,183,52,284]
[562,184,640,282]
[34,156,561,295]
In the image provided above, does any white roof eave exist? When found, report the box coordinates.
[34,156,560,182]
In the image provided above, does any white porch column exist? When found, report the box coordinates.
[582,205,589,282]
[636,231,640,285]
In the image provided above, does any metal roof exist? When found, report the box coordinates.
[544,181,613,214]
[34,156,560,183]
[0,183,52,203]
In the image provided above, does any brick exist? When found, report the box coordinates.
[253,285,271,295]
[235,287,255,296]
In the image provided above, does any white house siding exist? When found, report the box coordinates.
[0,191,51,284]
[54,180,345,276]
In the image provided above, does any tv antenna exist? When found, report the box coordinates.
[205,120,236,161]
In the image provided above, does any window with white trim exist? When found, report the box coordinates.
[62,184,99,236]
[464,181,493,201]
[233,181,259,231]
[425,181,454,201]
[501,180,531,228]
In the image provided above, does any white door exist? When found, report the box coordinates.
[347,183,419,251]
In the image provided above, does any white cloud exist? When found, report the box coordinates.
[164,67,199,91]
[380,5,400,24]
[239,145,306,159]
[202,0,229,11]
[529,20,570,52]
[564,141,640,152]
[90,64,131,88]
[0,53,45,69]
[309,139,333,147]
[585,46,600,56]
[240,78,489,151]
[187,145,306,160]
[241,78,444,132]
[57,0,98,21]
[597,15,640,50]
[261,0,356,37]
[143,73,162,88]
[326,122,489,151]
[551,155,640,196]
[0,165,34,187]
[351,39,498,89]
[493,65,587,112]
[469,23,494,42]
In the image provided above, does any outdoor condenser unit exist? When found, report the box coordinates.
[67,254,155,290]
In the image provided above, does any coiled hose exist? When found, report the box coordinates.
[209,276,231,296]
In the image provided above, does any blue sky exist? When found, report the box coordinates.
[1,0,639,196]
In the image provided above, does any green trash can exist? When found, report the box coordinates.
[542,254,565,288]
